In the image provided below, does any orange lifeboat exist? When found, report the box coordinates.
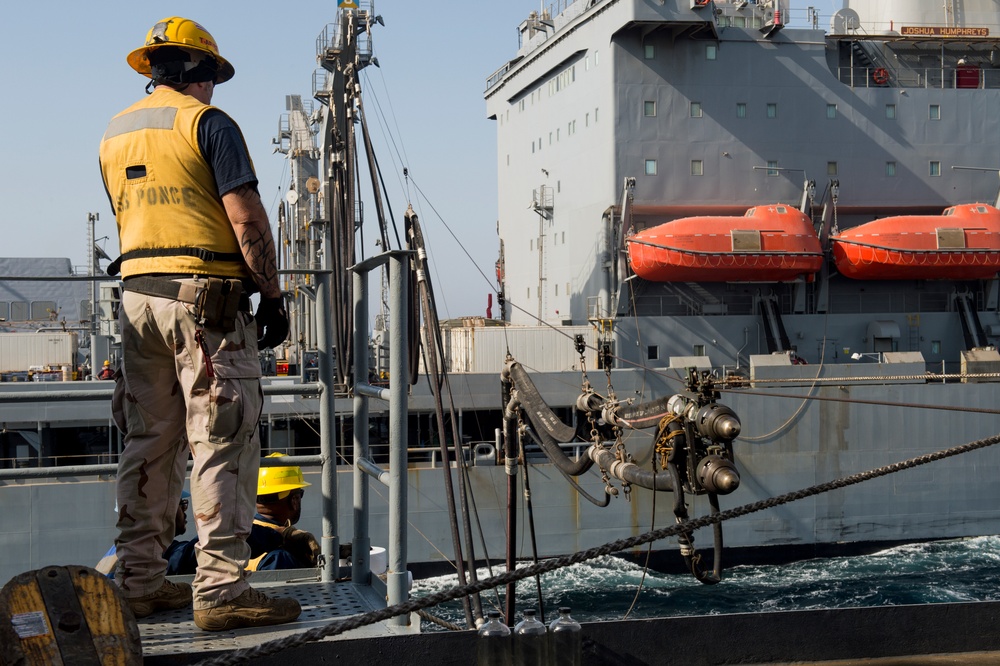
[625,204,823,282]
[831,203,1000,280]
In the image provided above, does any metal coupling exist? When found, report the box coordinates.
[695,403,741,441]
[696,455,741,494]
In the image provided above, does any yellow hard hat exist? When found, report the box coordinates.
[257,452,311,497]
[103,360,111,366]
[127,17,235,84]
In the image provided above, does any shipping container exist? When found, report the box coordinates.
[0,332,78,374]
[435,325,598,374]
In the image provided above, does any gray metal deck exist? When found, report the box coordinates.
[139,575,415,659]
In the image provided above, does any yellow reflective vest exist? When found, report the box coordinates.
[99,87,250,279]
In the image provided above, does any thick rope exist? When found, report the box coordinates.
[416,609,463,631]
[194,432,1000,665]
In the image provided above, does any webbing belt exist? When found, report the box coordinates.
[121,276,202,303]
[122,276,252,313]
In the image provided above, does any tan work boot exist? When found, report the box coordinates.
[193,587,301,632]
[127,579,193,619]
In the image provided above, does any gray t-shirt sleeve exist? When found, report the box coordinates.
[197,109,259,196]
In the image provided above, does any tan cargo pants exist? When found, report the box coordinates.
[113,278,262,610]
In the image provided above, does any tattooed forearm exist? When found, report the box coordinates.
[239,227,280,297]
[221,185,281,298]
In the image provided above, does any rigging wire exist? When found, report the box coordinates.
[622,479,655,621]
[518,439,547,624]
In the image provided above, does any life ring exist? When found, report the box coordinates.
[872,68,889,85]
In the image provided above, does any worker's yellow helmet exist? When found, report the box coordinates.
[127,17,235,84]
[103,360,111,366]
[257,452,311,498]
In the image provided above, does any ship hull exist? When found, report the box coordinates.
[2,371,999,584]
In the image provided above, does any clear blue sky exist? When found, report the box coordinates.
[0,1,833,318]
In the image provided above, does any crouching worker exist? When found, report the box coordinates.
[248,454,320,571]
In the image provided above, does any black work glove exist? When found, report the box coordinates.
[281,525,321,567]
[255,296,289,350]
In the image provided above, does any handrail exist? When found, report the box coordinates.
[0,382,322,403]
[0,455,323,481]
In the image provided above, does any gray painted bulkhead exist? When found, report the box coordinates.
[487,0,1000,328]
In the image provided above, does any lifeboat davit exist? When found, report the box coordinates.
[831,203,1000,280]
[625,204,823,282]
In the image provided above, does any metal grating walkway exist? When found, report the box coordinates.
[138,577,403,657]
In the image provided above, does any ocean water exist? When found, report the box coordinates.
[411,536,1000,629]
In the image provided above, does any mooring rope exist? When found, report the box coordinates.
[194,431,1000,665]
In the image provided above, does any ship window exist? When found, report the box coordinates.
[693,344,706,356]
[538,136,542,150]
[532,140,536,154]
[691,160,704,176]
[766,103,777,119]
[648,345,659,361]
[930,161,941,176]
[886,162,896,177]
[733,16,746,28]
[519,99,525,112]
[644,44,655,59]
[0,302,7,320]
[595,108,599,122]
[827,162,838,176]
[585,112,590,126]
[530,239,534,251]
[931,340,941,354]
[585,55,590,71]
[766,160,778,176]
[929,104,941,120]
[644,101,656,117]
[595,51,599,66]
[690,102,703,118]
[885,104,896,119]
[775,206,787,214]
[10,301,27,322]
[645,159,657,175]
[31,301,57,320]
[826,104,837,119]
[555,284,559,296]
[976,206,989,214]
[706,44,717,60]
[736,102,747,118]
